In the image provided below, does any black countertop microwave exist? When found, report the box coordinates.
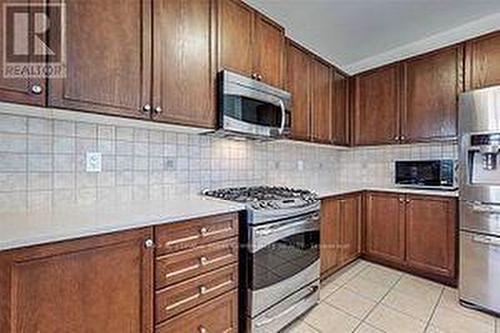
[395,160,458,190]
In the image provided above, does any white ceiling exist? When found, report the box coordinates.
[245,0,500,74]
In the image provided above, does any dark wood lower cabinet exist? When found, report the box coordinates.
[364,192,406,265]
[321,191,458,285]
[363,191,457,285]
[0,228,154,333]
[0,212,239,333]
[320,193,362,278]
[405,195,457,280]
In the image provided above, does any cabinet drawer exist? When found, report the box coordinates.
[155,263,238,323]
[155,213,238,255]
[156,237,238,288]
[155,290,238,333]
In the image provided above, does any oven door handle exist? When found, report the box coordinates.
[255,285,319,327]
[255,213,320,237]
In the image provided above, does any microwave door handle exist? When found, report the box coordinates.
[278,98,286,134]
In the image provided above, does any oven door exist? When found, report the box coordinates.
[246,211,320,317]
[221,71,291,138]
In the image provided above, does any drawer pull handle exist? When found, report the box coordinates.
[164,227,233,247]
[200,253,233,266]
[199,326,207,333]
[165,279,233,311]
[166,263,201,278]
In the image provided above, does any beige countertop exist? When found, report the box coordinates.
[313,186,459,199]
[0,186,458,252]
[0,197,244,252]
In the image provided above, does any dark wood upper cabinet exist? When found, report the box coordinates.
[286,40,311,141]
[405,195,457,280]
[218,0,285,88]
[402,45,463,142]
[364,192,405,265]
[152,0,216,128]
[253,13,285,88]
[341,194,361,263]
[0,228,154,333]
[354,63,401,146]
[320,197,341,276]
[332,69,350,146]
[311,57,332,144]
[0,0,46,106]
[217,0,253,78]
[465,31,500,90]
[48,0,151,119]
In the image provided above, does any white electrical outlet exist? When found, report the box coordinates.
[86,152,102,173]
[297,160,304,171]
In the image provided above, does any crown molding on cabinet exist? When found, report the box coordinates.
[344,12,500,75]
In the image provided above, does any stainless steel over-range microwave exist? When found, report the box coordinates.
[217,70,291,139]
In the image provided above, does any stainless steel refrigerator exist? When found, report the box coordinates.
[459,85,500,315]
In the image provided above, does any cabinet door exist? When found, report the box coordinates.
[320,197,341,275]
[365,192,405,264]
[48,0,151,119]
[286,40,311,141]
[311,58,332,144]
[152,0,216,128]
[217,0,253,78]
[406,195,457,279]
[341,194,361,264]
[253,13,285,88]
[354,64,400,146]
[332,70,350,146]
[0,228,154,333]
[465,31,500,90]
[402,45,463,142]
[0,0,46,106]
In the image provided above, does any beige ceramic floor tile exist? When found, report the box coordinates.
[344,275,392,302]
[325,261,368,286]
[439,287,497,323]
[303,303,361,333]
[355,323,385,333]
[381,287,440,322]
[281,319,319,333]
[357,264,402,288]
[365,304,427,333]
[324,286,378,319]
[430,304,496,333]
[391,274,443,303]
[497,318,500,333]
[425,325,446,333]
[320,280,341,300]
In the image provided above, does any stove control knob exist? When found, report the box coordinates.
[260,202,268,209]
[251,203,261,210]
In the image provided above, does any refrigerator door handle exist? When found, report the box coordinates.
[471,202,500,215]
[472,234,500,247]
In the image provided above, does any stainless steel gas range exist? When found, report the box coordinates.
[203,186,320,333]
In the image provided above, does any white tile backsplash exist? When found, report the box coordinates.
[0,109,459,213]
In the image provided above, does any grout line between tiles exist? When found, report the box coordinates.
[423,287,444,332]
[350,272,403,333]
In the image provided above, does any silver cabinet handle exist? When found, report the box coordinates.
[142,104,151,113]
[278,98,286,135]
[200,227,208,236]
[257,74,263,81]
[144,239,155,248]
[199,285,207,295]
[251,73,257,79]
[394,136,399,141]
[400,135,406,141]
[31,84,43,95]
[199,327,207,333]
[154,106,162,114]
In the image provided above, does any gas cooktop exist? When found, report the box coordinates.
[202,186,319,224]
